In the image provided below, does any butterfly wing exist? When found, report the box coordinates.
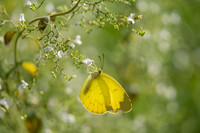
[79,75,107,114]
[99,73,132,113]
[80,72,132,114]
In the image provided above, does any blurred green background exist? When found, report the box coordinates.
[0,0,200,133]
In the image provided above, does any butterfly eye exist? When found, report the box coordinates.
[99,70,102,74]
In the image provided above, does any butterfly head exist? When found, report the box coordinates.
[91,69,102,78]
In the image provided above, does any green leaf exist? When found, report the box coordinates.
[4,30,16,46]
[38,17,49,34]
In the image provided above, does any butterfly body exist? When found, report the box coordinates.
[80,71,132,114]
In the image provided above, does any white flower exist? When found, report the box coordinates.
[45,44,53,51]
[127,13,135,24]
[17,80,28,94]
[0,98,9,109]
[82,58,93,67]
[57,50,65,58]
[24,0,32,6]
[45,47,53,51]
[72,1,77,4]
[74,35,82,45]
[71,75,76,78]
[71,1,77,8]
[19,13,26,22]
[20,80,28,89]
[68,42,75,49]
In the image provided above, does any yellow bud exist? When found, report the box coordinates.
[22,62,37,76]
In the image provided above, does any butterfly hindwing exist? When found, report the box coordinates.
[99,73,132,113]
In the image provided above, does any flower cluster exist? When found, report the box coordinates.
[82,58,94,67]
[24,0,36,10]
[127,13,135,24]
[68,35,82,49]
[0,98,9,110]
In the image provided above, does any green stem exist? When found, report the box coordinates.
[3,8,16,27]
[50,0,81,18]
[37,0,46,9]
[14,30,25,66]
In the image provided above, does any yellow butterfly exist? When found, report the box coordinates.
[79,70,132,114]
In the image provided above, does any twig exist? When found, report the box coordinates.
[3,8,16,27]
[37,0,46,9]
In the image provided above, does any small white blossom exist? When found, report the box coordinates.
[0,98,9,109]
[127,13,135,24]
[45,47,53,51]
[72,1,77,4]
[74,35,82,45]
[45,44,53,51]
[71,75,76,78]
[20,80,28,89]
[19,13,26,22]
[82,58,93,67]
[71,1,77,8]
[57,50,65,58]
[17,80,28,94]
[24,0,32,6]
[68,42,75,49]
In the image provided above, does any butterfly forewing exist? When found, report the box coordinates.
[79,75,107,114]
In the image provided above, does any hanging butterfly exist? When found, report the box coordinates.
[79,55,132,114]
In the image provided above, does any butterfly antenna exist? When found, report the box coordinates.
[102,53,104,70]
[98,55,103,70]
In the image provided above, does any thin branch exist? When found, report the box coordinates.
[37,0,46,9]
[50,0,81,18]
[14,29,25,66]
[3,8,16,27]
